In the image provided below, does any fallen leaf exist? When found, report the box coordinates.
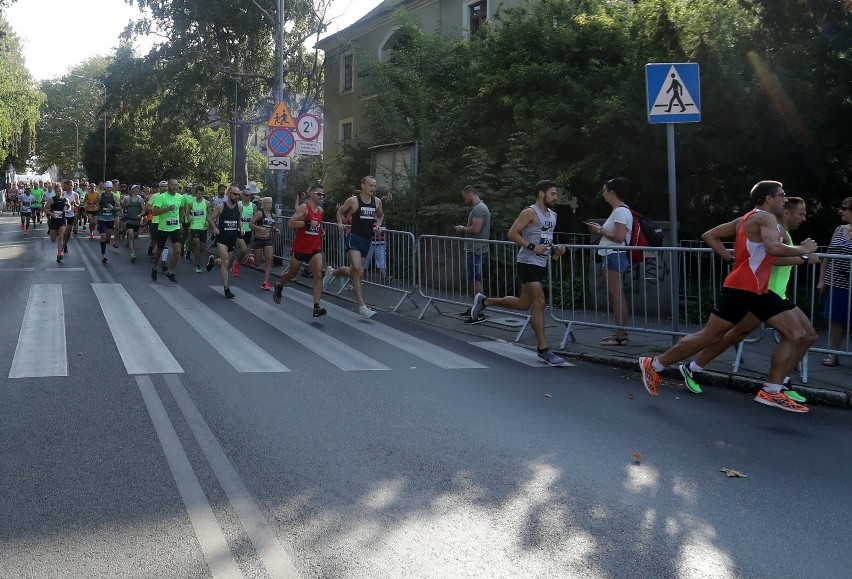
[720,468,747,478]
[544,393,551,398]
[633,452,642,460]
[627,392,635,399]
[675,396,680,400]
[78,352,83,356]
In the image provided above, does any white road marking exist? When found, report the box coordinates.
[471,340,575,367]
[9,284,67,378]
[222,287,390,371]
[135,376,243,579]
[92,283,183,374]
[164,374,300,578]
[152,284,289,373]
[284,291,487,369]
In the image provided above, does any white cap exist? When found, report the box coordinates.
[104,180,113,188]
[246,181,260,194]
[158,180,168,186]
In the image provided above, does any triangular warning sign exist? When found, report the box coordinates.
[267,101,296,129]
[651,65,698,114]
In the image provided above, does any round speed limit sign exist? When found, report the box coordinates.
[295,113,322,141]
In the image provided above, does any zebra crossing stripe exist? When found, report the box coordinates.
[152,285,289,373]
[222,287,391,371]
[92,283,183,375]
[471,340,575,367]
[9,284,67,378]
[282,291,488,370]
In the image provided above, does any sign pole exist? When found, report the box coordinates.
[275,0,284,213]
[666,122,680,339]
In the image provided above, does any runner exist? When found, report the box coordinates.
[121,184,145,262]
[271,185,329,316]
[46,187,71,261]
[111,180,123,248]
[19,187,34,235]
[146,180,166,260]
[638,181,817,412]
[97,181,118,263]
[149,178,184,283]
[468,179,569,366]
[187,185,210,272]
[676,196,815,402]
[181,182,193,260]
[84,183,100,238]
[6,184,18,214]
[250,196,278,290]
[206,184,242,298]
[60,179,79,254]
[30,181,44,226]
[232,188,255,277]
[329,176,384,318]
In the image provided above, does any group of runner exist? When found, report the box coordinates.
[5,175,389,318]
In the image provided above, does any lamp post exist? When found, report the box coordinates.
[71,75,107,183]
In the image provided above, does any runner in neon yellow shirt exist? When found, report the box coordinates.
[149,178,184,283]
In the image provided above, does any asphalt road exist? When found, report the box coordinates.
[1,215,849,579]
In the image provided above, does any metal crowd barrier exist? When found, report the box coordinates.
[271,217,417,312]
[269,219,852,384]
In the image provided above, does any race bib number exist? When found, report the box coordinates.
[223,219,238,231]
[166,218,179,227]
[102,208,113,216]
[193,210,205,217]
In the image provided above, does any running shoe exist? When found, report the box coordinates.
[130,253,137,263]
[272,284,284,304]
[102,256,108,264]
[195,265,202,273]
[359,305,376,319]
[322,266,336,290]
[781,378,807,403]
[160,262,168,272]
[261,281,271,291]
[63,245,68,254]
[678,364,703,394]
[232,261,239,277]
[754,388,809,413]
[56,254,62,262]
[224,286,235,299]
[639,357,661,397]
[206,255,215,272]
[166,272,177,283]
[538,348,566,366]
[151,268,158,281]
[470,293,486,320]
[464,313,487,325]
[313,305,327,317]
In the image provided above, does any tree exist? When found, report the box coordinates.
[119,0,331,187]
[0,14,44,173]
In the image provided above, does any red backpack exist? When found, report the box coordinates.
[622,205,665,263]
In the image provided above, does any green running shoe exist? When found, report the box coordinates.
[678,364,703,394]
[781,380,807,403]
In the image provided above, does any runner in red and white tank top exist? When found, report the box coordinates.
[723,209,782,295]
[272,185,331,317]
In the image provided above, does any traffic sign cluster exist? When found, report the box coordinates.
[266,101,323,171]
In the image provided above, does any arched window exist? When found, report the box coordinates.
[378,27,414,64]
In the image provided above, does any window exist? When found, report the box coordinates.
[468,0,487,35]
[340,119,353,143]
[340,53,354,94]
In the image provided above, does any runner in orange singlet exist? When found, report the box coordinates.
[638,181,817,412]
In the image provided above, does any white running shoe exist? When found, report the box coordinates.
[358,305,376,319]
[322,266,336,290]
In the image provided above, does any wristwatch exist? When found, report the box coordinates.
[527,242,536,251]
[801,254,809,264]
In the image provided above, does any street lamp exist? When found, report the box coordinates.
[71,75,107,183]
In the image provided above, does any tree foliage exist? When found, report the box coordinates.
[0,14,44,172]
[335,0,852,240]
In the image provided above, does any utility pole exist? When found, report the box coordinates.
[275,0,285,214]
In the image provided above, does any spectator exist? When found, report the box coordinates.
[364,222,390,283]
[817,196,852,366]
[454,185,491,311]
[586,177,632,346]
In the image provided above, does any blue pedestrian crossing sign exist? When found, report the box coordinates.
[646,63,700,124]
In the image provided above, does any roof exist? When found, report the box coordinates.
[317,0,409,49]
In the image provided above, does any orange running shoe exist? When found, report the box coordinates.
[232,261,239,277]
[754,388,809,413]
[639,357,661,397]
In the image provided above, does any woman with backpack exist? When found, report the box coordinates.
[587,177,632,346]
